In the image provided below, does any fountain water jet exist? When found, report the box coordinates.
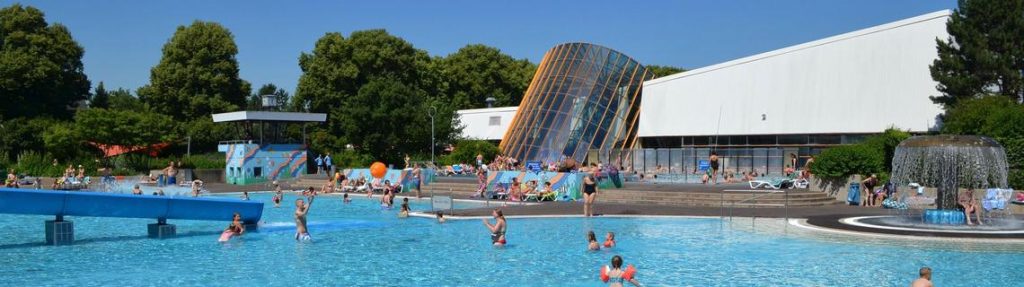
[890,135,1009,224]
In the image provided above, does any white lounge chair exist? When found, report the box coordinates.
[749,178,794,189]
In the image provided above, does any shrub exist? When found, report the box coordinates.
[810,144,884,180]
[862,128,911,172]
[439,140,499,166]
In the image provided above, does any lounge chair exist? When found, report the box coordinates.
[487,182,509,200]
[749,178,794,189]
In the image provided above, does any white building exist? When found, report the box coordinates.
[456,107,518,141]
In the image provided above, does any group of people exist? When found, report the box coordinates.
[313,153,333,175]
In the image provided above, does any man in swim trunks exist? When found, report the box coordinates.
[910,267,932,287]
[295,194,315,241]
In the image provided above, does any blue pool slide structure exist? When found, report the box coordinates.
[0,188,263,245]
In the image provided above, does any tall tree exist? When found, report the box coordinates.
[0,4,90,119]
[138,20,250,120]
[930,0,1024,108]
[249,83,290,111]
[108,88,143,111]
[646,65,687,79]
[295,29,458,162]
[91,82,110,109]
[437,44,536,109]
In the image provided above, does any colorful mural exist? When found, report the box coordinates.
[478,171,623,201]
[221,143,307,185]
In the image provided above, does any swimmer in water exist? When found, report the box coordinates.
[241,191,250,201]
[603,232,616,248]
[294,193,315,241]
[437,213,446,224]
[272,182,283,207]
[482,208,507,247]
[601,255,640,287]
[587,231,601,251]
[219,212,245,242]
[398,202,410,218]
[343,192,351,203]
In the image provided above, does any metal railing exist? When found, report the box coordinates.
[720,188,790,224]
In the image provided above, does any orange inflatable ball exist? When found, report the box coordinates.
[370,162,387,178]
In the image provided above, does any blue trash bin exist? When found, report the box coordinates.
[847,182,861,206]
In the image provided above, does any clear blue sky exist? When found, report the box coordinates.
[3,0,956,94]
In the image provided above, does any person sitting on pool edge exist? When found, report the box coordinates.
[603,232,616,248]
[600,255,640,287]
[295,193,315,241]
[910,266,932,287]
[587,231,600,251]
[482,208,507,247]
[219,212,245,242]
[959,189,983,225]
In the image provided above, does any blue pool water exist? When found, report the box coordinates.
[0,193,1022,286]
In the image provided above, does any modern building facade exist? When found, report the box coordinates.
[499,43,653,164]
[461,10,951,178]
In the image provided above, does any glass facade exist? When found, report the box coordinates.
[500,43,653,164]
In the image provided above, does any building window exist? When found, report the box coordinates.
[489,116,501,126]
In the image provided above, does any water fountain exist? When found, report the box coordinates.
[890,135,1009,225]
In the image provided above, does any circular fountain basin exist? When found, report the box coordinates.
[923,209,965,225]
[802,214,1024,239]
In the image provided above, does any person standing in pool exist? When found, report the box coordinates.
[412,164,422,198]
[482,208,507,247]
[582,175,598,217]
[295,193,315,241]
[910,267,933,287]
[600,255,640,287]
[272,182,283,208]
[709,152,720,184]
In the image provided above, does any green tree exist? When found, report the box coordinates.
[942,96,1024,138]
[930,0,1024,107]
[645,65,686,78]
[73,108,175,147]
[437,44,536,109]
[0,117,57,161]
[440,139,500,165]
[0,4,90,120]
[249,83,290,111]
[295,29,459,162]
[138,20,250,120]
[90,82,110,109]
[810,144,884,180]
[108,88,143,111]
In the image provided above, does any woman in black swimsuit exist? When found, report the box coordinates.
[582,175,598,217]
[709,152,720,184]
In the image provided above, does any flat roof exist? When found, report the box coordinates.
[211,111,327,123]
[645,10,952,86]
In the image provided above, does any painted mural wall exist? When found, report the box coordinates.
[222,144,307,185]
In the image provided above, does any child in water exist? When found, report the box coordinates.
[600,255,640,287]
[603,232,616,248]
[218,212,245,242]
[398,198,410,218]
[436,213,446,224]
[587,231,601,251]
[343,192,351,203]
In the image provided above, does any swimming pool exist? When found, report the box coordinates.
[0,193,1021,286]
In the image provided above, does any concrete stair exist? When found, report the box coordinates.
[423,180,838,208]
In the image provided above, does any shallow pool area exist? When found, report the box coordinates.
[1,193,1022,286]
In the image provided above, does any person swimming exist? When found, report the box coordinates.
[436,213,446,224]
[218,212,245,242]
[241,191,250,201]
[294,194,315,241]
[483,208,507,247]
[587,231,601,251]
[398,202,410,218]
[603,232,616,248]
[343,192,351,203]
[600,255,640,287]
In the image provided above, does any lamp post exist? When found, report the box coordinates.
[428,106,437,165]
